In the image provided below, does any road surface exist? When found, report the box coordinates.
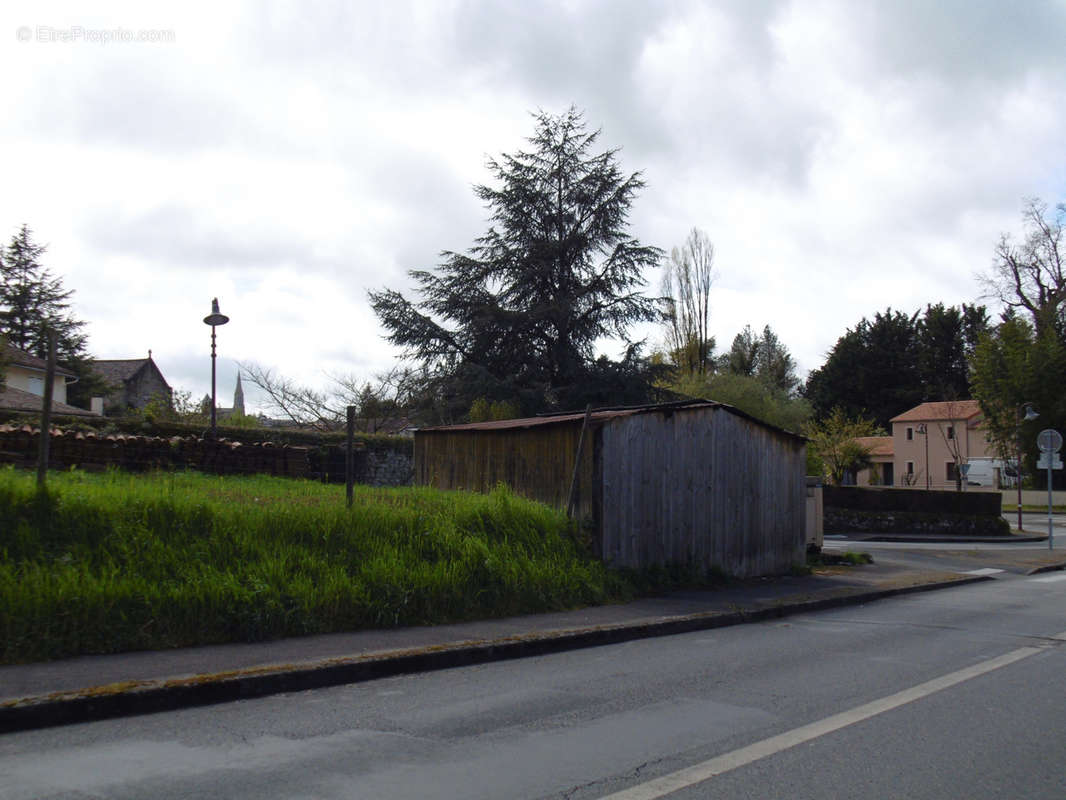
[3,555,1065,798]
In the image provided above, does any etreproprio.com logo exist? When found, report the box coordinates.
[16,25,176,44]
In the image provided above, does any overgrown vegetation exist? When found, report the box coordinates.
[0,468,725,664]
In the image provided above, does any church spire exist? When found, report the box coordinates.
[233,373,245,415]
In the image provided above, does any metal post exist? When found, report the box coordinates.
[1049,460,1054,551]
[925,429,930,491]
[209,324,218,438]
[1017,431,1024,533]
[202,298,229,441]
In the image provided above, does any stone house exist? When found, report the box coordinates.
[91,353,173,415]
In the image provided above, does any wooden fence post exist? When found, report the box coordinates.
[346,405,356,508]
[566,404,593,518]
[37,332,57,489]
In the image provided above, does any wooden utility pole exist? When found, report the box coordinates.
[37,332,57,489]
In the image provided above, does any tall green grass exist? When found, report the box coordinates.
[0,468,627,663]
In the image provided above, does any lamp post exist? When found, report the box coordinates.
[203,298,230,440]
[1016,402,1038,532]
[916,423,929,490]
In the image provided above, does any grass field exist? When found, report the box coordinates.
[1,467,672,664]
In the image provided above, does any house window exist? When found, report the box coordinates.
[946,462,958,481]
[906,427,913,441]
[906,461,914,475]
[27,376,44,396]
[946,425,955,440]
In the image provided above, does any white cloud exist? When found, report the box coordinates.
[1,0,1064,410]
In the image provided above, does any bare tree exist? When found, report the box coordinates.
[240,362,417,433]
[934,399,968,491]
[981,198,1065,338]
[661,228,717,376]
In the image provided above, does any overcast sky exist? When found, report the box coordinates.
[2,0,1064,414]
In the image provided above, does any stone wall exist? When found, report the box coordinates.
[0,424,311,478]
[0,424,416,486]
[364,447,414,486]
[824,507,1009,536]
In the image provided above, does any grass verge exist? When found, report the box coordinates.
[0,468,722,663]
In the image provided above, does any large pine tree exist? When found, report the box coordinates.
[369,108,663,419]
[0,225,105,407]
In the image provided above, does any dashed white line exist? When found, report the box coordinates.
[599,634,1065,800]
[962,568,1005,576]
[1029,573,1066,583]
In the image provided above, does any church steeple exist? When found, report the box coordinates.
[233,373,245,415]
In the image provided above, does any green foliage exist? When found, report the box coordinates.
[810,550,873,566]
[807,407,882,485]
[970,314,1066,479]
[469,397,520,422]
[804,304,988,428]
[369,107,663,419]
[0,469,621,663]
[0,226,107,407]
[719,324,799,394]
[673,371,811,433]
[468,397,491,422]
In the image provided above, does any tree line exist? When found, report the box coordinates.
[5,108,1062,484]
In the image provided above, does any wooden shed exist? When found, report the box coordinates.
[415,400,807,577]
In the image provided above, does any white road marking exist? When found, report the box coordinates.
[1029,573,1066,583]
[962,568,1005,575]
[600,633,1066,800]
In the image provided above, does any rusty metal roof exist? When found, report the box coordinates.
[417,399,806,440]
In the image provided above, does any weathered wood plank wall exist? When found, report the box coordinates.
[415,422,599,520]
[599,407,805,577]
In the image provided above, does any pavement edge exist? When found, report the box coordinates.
[0,574,991,735]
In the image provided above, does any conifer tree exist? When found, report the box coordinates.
[0,225,106,407]
[369,108,663,418]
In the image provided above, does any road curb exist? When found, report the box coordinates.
[0,574,991,735]
[828,534,1047,544]
[1025,561,1066,575]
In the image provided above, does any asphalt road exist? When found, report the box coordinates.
[3,560,1065,799]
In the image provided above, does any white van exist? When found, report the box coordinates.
[964,457,1012,488]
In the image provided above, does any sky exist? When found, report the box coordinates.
[2,0,1064,415]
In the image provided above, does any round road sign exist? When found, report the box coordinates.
[1037,428,1063,453]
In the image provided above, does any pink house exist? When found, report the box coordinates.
[854,400,1002,489]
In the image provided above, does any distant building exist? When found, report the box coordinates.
[91,352,172,415]
[849,400,1003,489]
[211,374,246,420]
[0,342,97,417]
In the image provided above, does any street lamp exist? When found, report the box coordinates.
[203,298,230,440]
[916,423,929,490]
[1016,402,1038,532]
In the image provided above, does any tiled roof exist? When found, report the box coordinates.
[91,358,149,386]
[854,435,893,457]
[0,384,98,416]
[890,400,982,423]
[2,342,77,378]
